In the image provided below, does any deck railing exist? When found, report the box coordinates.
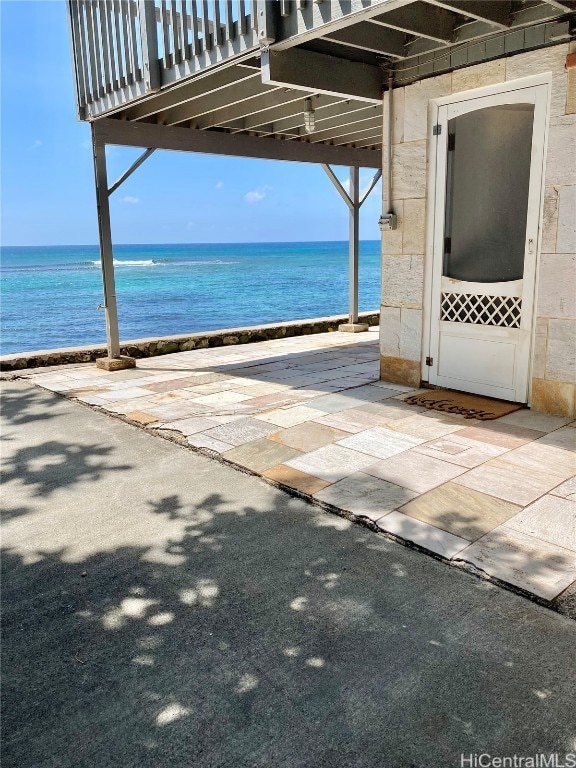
[67,0,395,119]
[67,0,261,118]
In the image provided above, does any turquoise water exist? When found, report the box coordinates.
[0,242,381,355]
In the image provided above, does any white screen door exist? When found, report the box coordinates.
[427,84,548,402]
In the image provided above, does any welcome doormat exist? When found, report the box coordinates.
[402,389,524,420]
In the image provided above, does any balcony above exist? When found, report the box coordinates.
[68,0,575,157]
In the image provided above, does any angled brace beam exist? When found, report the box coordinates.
[322,165,382,209]
[108,148,156,196]
[359,169,382,206]
[321,163,353,210]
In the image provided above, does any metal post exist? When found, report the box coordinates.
[349,165,360,325]
[92,127,121,360]
[322,162,378,333]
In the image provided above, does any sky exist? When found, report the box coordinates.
[0,0,382,246]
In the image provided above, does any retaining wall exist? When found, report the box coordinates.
[0,312,380,371]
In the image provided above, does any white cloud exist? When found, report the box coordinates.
[27,139,43,151]
[121,195,140,204]
[244,185,270,204]
[215,181,224,189]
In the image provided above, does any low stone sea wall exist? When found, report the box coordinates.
[0,312,379,371]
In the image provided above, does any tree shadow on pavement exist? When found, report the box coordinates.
[1,439,132,498]
[2,486,576,768]
[1,384,65,426]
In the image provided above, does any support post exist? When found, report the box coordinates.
[322,163,382,333]
[339,166,369,333]
[92,127,135,369]
[349,165,360,324]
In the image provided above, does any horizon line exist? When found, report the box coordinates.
[2,238,381,249]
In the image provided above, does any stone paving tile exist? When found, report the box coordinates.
[200,417,279,447]
[254,405,323,428]
[319,375,379,392]
[387,414,464,441]
[143,402,214,420]
[412,433,509,468]
[94,387,154,402]
[310,410,376,434]
[180,372,231,386]
[142,378,208,393]
[313,472,417,521]
[233,383,291,397]
[337,426,425,460]
[356,400,426,419]
[375,511,470,559]
[180,380,242,395]
[33,380,73,391]
[502,495,576,552]
[59,368,112,379]
[493,441,576,478]
[457,527,576,600]
[498,409,573,433]
[453,459,572,507]
[240,392,305,410]
[194,391,253,406]
[285,445,377,483]
[550,476,576,501]
[66,385,107,397]
[222,439,302,473]
[124,411,160,425]
[99,397,157,414]
[456,423,546,449]
[370,380,416,392]
[262,465,331,495]
[185,434,234,453]
[75,394,113,406]
[207,413,249,425]
[268,422,350,452]
[149,391,197,404]
[41,380,101,392]
[537,425,576,452]
[398,482,522,542]
[365,451,468,494]
[31,373,76,384]
[154,416,221,436]
[306,392,374,414]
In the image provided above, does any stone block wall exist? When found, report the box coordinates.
[380,43,576,416]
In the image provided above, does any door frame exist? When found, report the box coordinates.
[422,73,552,405]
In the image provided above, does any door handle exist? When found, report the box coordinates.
[528,238,534,254]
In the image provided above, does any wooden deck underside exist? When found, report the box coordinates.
[69,0,575,160]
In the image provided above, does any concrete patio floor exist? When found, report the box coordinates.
[4,379,576,767]
[27,328,576,603]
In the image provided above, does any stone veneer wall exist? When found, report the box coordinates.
[380,42,576,417]
[0,312,379,372]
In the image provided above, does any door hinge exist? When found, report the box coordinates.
[448,132,456,151]
[444,236,451,254]
[432,124,442,136]
[426,356,434,366]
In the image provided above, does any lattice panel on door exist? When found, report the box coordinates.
[441,293,522,328]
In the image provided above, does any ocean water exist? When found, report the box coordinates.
[0,242,381,355]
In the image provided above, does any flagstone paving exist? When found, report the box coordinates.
[27,328,576,603]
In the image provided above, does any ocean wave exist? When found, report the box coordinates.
[82,259,239,267]
[3,258,241,273]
